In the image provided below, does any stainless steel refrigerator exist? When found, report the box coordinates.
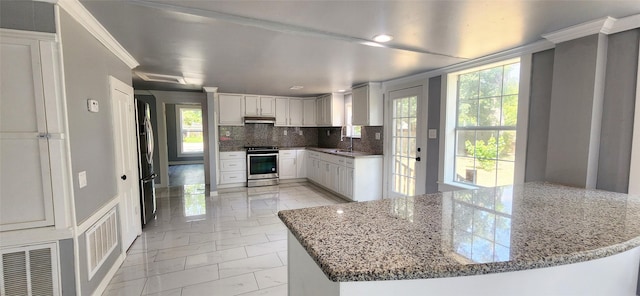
[135,99,157,226]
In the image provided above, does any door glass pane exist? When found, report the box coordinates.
[391,95,418,196]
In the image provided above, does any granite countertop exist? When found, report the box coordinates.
[278,182,640,282]
[306,147,383,158]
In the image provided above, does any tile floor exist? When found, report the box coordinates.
[102,182,345,296]
[168,164,205,186]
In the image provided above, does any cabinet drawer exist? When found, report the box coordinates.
[220,151,246,160]
[220,159,245,171]
[279,150,297,158]
[220,171,246,184]
[345,158,355,168]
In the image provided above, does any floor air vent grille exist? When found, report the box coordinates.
[86,208,118,279]
[0,243,58,296]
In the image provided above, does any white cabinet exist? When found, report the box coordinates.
[289,99,304,126]
[296,150,306,178]
[0,34,57,231]
[352,83,383,126]
[279,149,306,179]
[218,94,244,125]
[275,98,304,127]
[245,95,275,116]
[306,150,382,202]
[316,93,344,126]
[275,98,289,126]
[219,151,246,184]
[303,99,316,126]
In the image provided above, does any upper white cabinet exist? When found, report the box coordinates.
[218,93,244,126]
[352,82,383,126]
[275,98,305,127]
[289,99,304,126]
[275,98,289,126]
[1,33,58,231]
[303,99,316,126]
[245,95,275,116]
[316,93,344,126]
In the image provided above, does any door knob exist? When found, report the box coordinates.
[121,175,127,180]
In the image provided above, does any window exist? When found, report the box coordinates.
[177,105,203,155]
[451,61,520,187]
[344,94,361,138]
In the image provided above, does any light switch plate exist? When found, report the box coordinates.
[428,129,437,139]
[375,132,381,140]
[79,171,87,188]
[87,99,99,113]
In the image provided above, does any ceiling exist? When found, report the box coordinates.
[81,0,640,97]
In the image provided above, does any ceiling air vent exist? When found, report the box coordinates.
[136,72,186,84]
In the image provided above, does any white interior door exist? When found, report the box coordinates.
[110,77,141,250]
[386,86,426,197]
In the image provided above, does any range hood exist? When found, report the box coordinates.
[244,116,276,124]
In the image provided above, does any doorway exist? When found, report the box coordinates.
[167,104,205,186]
[386,86,426,197]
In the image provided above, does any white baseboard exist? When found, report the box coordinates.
[91,252,125,296]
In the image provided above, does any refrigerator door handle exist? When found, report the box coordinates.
[145,116,154,164]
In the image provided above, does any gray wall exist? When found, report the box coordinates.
[545,34,606,188]
[525,49,555,182]
[426,76,441,194]
[58,239,76,296]
[135,94,162,184]
[166,104,205,163]
[0,1,55,33]
[60,9,132,294]
[60,9,132,223]
[597,29,640,192]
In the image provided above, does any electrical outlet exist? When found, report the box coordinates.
[299,130,303,136]
[225,131,230,137]
[375,132,381,140]
[428,129,437,139]
[326,130,330,136]
[284,130,288,136]
[78,171,87,188]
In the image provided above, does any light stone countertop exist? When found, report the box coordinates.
[278,182,640,282]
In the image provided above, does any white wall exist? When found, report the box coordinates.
[629,39,640,195]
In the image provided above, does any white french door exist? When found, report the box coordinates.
[386,86,426,198]
[110,76,141,250]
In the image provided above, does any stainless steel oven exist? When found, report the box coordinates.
[246,146,279,187]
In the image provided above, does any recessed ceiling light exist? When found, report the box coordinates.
[372,34,393,43]
[289,86,304,90]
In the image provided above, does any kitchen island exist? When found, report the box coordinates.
[278,182,640,296]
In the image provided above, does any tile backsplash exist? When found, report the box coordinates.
[219,124,383,154]
[219,124,318,151]
[317,126,383,155]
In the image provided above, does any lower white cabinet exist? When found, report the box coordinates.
[279,149,306,180]
[306,151,382,201]
[219,151,246,185]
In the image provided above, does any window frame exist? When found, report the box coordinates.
[343,93,362,139]
[176,104,204,157]
[442,57,531,190]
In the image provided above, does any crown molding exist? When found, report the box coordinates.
[56,0,139,69]
[202,87,219,93]
[543,17,617,44]
[610,14,640,35]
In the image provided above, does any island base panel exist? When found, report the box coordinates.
[288,231,640,296]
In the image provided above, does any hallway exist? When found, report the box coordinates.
[102,182,345,296]
[168,164,205,187]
